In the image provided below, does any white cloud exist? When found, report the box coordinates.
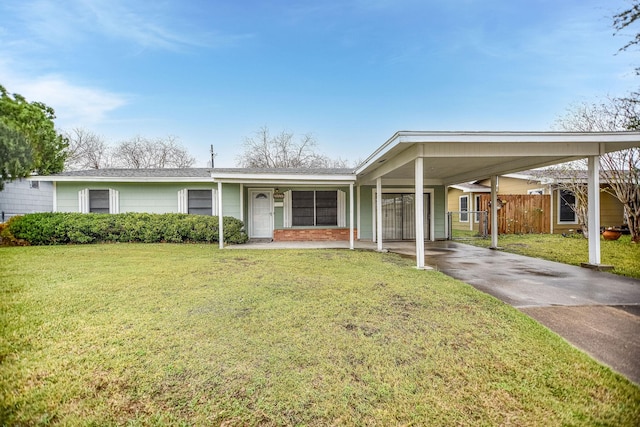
[0,61,128,128]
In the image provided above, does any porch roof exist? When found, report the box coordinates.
[356,131,640,186]
[210,167,356,185]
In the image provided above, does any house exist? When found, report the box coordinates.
[447,170,626,235]
[30,131,640,268]
[0,178,54,222]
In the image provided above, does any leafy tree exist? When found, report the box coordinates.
[0,122,33,190]
[554,97,640,242]
[0,85,68,181]
[236,126,357,168]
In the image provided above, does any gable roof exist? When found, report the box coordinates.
[31,168,213,182]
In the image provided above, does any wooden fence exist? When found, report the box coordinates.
[478,194,550,234]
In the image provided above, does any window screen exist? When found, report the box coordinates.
[89,190,110,213]
[291,191,337,226]
[559,190,576,222]
[188,190,212,215]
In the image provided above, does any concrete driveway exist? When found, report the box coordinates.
[413,241,640,385]
[234,239,640,384]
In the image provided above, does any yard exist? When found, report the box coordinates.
[1,245,639,425]
[464,234,640,279]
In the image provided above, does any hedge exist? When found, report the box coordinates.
[0,212,248,246]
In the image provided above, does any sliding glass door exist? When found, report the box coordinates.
[381,193,430,241]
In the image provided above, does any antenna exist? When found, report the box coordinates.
[210,144,217,168]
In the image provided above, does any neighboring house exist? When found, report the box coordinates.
[447,171,626,234]
[0,178,54,222]
[31,131,639,268]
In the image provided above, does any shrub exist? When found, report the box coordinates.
[4,213,248,245]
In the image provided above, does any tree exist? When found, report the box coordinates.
[111,135,195,169]
[0,122,32,190]
[64,128,111,170]
[614,0,640,54]
[236,126,350,168]
[0,85,68,187]
[554,97,640,242]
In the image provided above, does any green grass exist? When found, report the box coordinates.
[1,245,639,426]
[466,234,640,279]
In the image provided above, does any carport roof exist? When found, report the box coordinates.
[356,131,640,186]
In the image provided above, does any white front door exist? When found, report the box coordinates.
[249,190,273,238]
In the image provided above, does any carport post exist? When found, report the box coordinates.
[349,182,354,250]
[376,177,383,251]
[415,158,425,269]
[587,156,601,265]
[490,176,499,249]
[218,181,224,250]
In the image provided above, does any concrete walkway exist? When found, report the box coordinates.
[230,240,640,384]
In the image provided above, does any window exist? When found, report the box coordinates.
[188,190,213,215]
[459,195,469,222]
[79,188,119,213]
[89,190,110,213]
[474,194,482,223]
[528,188,544,195]
[292,190,337,226]
[559,189,577,223]
[29,181,39,189]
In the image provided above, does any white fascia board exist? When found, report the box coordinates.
[211,172,356,183]
[213,178,356,186]
[391,130,640,144]
[28,176,213,183]
[450,184,491,192]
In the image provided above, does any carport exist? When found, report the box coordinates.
[355,131,640,269]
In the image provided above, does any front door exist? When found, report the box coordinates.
[249,190,273,239]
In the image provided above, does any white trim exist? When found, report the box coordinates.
[527,188,545,195]
[218,182,224,249]
[248,188,274,239]
[371,187,436,243]
[283,190,292,228]
[356,185,361,240]
[459,195,469,222]
[109,189,119,214]
[473,194,482,224]
[177,189,188,213]
[587,156,601,264]
[33,176,213,182]
[79,188,89,213]
[557,189,578,224]
[349,183,354,249]
[337,190,346,227]
[211,188,219,216]
[415,158,425,269]
[212,172,355,183]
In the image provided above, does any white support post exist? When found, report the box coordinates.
[356,185,361,240]
[376,177,383,252]
[587,156,601,265]
[218,181,224,249]
[490,176,499,249]
[415,158,425,269]
[349,182,354,250]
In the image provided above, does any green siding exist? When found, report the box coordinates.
[221,183,241,218]
[357,185,446,240]
[56,182,217,214]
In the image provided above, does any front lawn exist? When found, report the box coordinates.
[467,234,640,279]
[1,245,639,425]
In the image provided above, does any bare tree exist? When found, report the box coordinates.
[554,96,640,242]
[111,135,195,169]
[236,126,335,168]
[64,128,111,170]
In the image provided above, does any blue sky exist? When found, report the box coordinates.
[1,0,637,167]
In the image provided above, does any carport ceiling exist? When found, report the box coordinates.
[356,131,640,186]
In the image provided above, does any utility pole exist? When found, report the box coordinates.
[210,144,217,168]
